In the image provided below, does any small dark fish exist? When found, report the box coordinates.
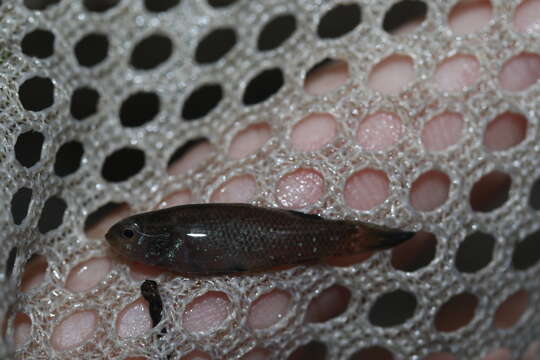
[106,203,414,274]
[140,280,163,327]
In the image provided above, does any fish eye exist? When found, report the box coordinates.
[122,229,134,239]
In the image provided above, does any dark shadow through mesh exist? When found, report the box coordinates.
[18,77,54,111]
[54,141,84,177]
[369,289,417,327]
[195,28,236,64]
[15,131,44,168]
[101,148,145,182]
[383,0,428,33]
[317,3,362,39]
[455,232,495,273]
[182,84,222,121]
[257,14,297,51]
[38,196,67,233]
[242,68,284,105]
[287,341,327,360]
[70,87,99,120]
[167,138,207,168]
[21,29,55,58]
[11,187,33,225]
[84,201,127,232]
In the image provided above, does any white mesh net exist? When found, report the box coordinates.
[2,0,540,358]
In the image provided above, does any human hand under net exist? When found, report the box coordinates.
[6,0,540,359]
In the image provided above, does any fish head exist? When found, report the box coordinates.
[105,213,176,266]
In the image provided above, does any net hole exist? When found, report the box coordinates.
[181,83,223,121]
[74,33,109,67]
[183,291,230,333]
[241,348,270,360]
[469,171,511,212]
[391,231,437,272]
[116,298,152,338]
[70,86,99,120]
[350,346,394,360]
[130,34,173,70]
[368,289,417,327]
[530,177,540,210]
[288,341,327,360]
[276,168,324,209]
[157,190,192,209]
[368,55,415,95]
[65,257,112,292]
[421,112,463,151]
[101,147,145,182]
[20,254,48,293]
[242,68,284,106]
[130,262,164,281]
[305,284,351,323]
[483,112,527,152]
[449,0,493,35]
[434,292,478,332]
[144,0,180,12]
[317,3,361,39]
[14,130,44,168]
[325,251,373,267]
[304,59,349,96]
[514,0,540,34]
[13,313,31,349]
[523,340,540,360]
[21,29,55,58]
[210,175,256,203]
[228,122,271,159]
[248,289,291,329]
[38,196,67,233]
[292,113,336,152]
[499,52,540,92]
[11,187,32,225]
[483,348,511,360]
[83,0,120,12]
[24,0,60,10]
[51,310,97,350]
[410,170,450,212]
[167,138,212,175]
[84,202,131,239]
[18,77,54,111]
[383,0,427,34]
[512,229,540,270]
[357,111,402,151]
[344,169,390,211]
[257,13,296,51]
[181,351,211,360]
[423,353,456,360]
[120,91,160,127]
[5,247,17,280]
[455,232,495,273]
[195,28,236,64]
[434,54,480,92]
[54,140,84,177]
[206,0,238,8]
[493,289,529,329]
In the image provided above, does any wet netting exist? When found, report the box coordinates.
[1,0,540,359]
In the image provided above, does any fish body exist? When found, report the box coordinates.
[105,203,414,274]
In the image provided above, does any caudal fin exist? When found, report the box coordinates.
[360,226,416,251]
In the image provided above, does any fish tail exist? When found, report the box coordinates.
[354,224,415,251]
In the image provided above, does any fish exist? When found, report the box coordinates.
[105,203,415,274]
[140,280,163,327]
